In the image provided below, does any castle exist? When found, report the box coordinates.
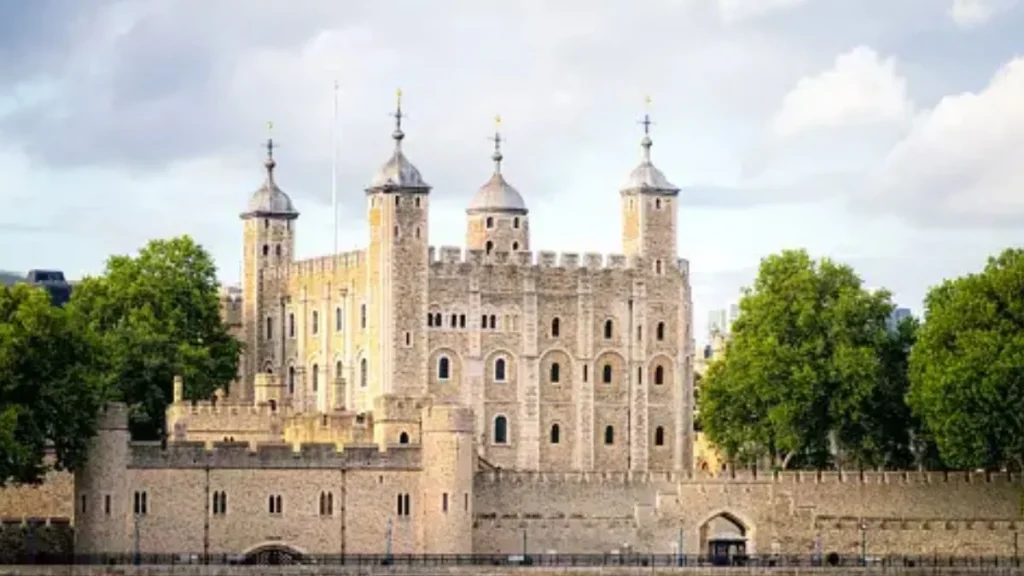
[48,95,1024,562]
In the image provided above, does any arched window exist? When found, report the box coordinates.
[656,321,665,341]
[269,399,277,412]
[438,356,451,380]
[494,358,506,382]
[288,366,295,394]
[427,313,434,327]
[551,317,560,337]
[399,431,410,444]
[485,241,494,254]
[311,311,319,335]
[602,364,613,384]
[604,319,614,339]
[434,312,442,327]
[655,259,663,275]
[549,362,560,383]
[655,365,665,385]
[486,216,494,229]
[489,315,497,329]
[655,426,665,446]
[550,424,560,444]
[311,364,319,392]
[512,241,519,251]
[604,425,614,445]
[262,244,269,256]
[493,415,508,444]
[513,217,520,229]
[360,358,368,388]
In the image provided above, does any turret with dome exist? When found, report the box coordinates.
[465,116,530,254]
[229,91,694,476]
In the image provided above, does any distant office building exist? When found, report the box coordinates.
[708,304,740,340]
[887,307,912,332]
[25,269,72,306]
[708,309,728,337]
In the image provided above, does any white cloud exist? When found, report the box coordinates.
[872,57,1024,226]
[770,46,914,138]
[949,0,996,27]
[717,0,809,23]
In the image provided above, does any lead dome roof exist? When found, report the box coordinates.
[241,142,299,219]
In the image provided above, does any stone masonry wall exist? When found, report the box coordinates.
[474,470,1024,557]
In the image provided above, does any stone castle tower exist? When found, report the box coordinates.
[223,92,695,474]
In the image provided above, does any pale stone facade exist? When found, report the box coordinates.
[33,99,1024,561]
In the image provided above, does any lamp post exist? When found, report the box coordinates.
[133,513,141,566]
[859,520,867,566]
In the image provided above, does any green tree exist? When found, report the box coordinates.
[68,236,242,440]
[0,284,104,485]
[908,248,1024,472]
[699,249,915,469]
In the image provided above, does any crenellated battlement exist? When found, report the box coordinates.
[128,440,421,469]
[173,400,289,418]
[427,246,686,276]
[475,469,1023,486]
[262,250,367,281]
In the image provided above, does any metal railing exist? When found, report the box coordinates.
[1,553,1022,568]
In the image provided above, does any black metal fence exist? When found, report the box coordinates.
[1,553,1022,568]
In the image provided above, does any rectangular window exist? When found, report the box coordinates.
[464,492,469,512]
[104,494,111,516]
[265,317,273,340]
[80,494,87,514]
[583,364,588,382]
[397,493,411,517]
[335,307,343,332]
[288,313,295,338]
[360,304,367,329]
[442,492,449,513]
[133,491,148,515]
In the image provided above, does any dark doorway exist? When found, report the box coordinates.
[244,545,303,565]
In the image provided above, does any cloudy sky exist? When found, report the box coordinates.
[1,0,1021,343]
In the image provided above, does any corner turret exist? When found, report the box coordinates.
[240,127,298,399]
[620,97,680,271]
[466,115,530,254]
[363,90,431,407]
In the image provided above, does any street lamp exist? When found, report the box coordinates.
[859,520,867,566]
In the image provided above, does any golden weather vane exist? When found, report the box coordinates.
[266,120,274,135]
[494,114,502,130]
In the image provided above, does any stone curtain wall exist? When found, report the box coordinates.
[474,470,1024,557]
[0,470,73,521]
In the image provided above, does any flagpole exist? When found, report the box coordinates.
[332,79,339,257]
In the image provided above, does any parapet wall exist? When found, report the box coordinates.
[428,246,690,277]
[269,250,367,281]
[128,441,421,469]
[473,468,1024,556]
[475,469,1023,486]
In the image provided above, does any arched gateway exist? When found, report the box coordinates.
[698,511,750,565]
[242,543,305,565]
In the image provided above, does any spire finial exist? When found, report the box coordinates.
[638,95,654,162]
[264,121,277,174]
[391,88,405,147]
[490,114,504,174]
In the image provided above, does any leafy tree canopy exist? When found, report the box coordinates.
[67,236,241,440]
[0,284,104,486]
[909,248,1024,472]
[699,249,919,470]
